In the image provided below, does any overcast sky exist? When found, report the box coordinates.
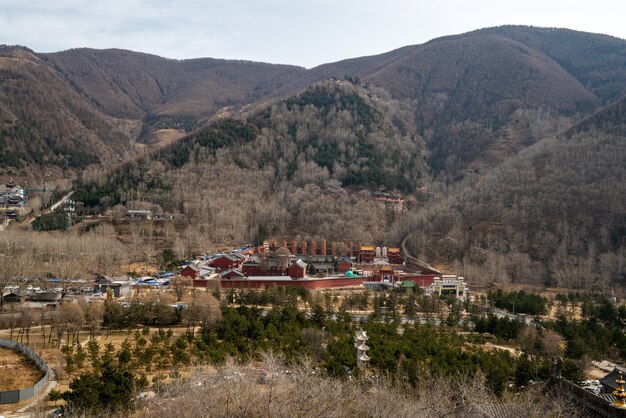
[1,0,625,68]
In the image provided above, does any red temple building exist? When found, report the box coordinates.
[359,245,375,263]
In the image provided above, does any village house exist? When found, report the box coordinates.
[125,209,153,220]
[288,259,307,278]
[240,248,293,276]
[25,290,63,308]
[309,260,334,276]
[337,258,353,273]
[28,291,62,303]
[211,254,244,271]
[220,269,246,280]
[199,264,216,278]
[242,257,263,276]
[94,276,132,298]
[180,264,200,279]
[1,288,28,304]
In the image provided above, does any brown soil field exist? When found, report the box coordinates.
[0,346,45,391]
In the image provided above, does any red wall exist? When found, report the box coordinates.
[242,265,263,276]
[193,279,209,288]
[337,261,352,273]
[288,264,305,278]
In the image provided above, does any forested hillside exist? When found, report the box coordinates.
[73,81,428,249]
[4,26,626,290]
[313,29,611,174]
[566,95,626,137]
[395,97,626,289]
[43,48,307,119]
[0,46,134,177]
[482,26,626,104]
[38,68,626,291]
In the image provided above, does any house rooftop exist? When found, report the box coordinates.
[220,269,245,277]
[600,367,626,391]
[216,254,241,262]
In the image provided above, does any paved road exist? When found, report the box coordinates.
[24,191,73,225]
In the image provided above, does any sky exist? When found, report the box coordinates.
[1,0,625,68]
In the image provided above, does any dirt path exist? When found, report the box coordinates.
[483,342,521,357]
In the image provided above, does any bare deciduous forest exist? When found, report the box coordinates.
[129,358,578,418]
[71,81,427,251]
[397,130,626,289]
[54,79,624,290]
[0,227,128,278]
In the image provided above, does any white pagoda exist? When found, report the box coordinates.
[354,330,370,370]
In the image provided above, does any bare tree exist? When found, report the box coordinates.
[170,275,192,302]
[183,291,221,337]
[80,299,104,340]
[55,302,84,347]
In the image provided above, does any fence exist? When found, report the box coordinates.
[557,378,626,418]
[0,338,50,404]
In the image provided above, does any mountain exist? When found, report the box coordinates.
[11,26,626,290]
[0,45,307,179]
[395,96,626,289]
[310,27,626,173]
[482,26,626,104]
[42,48,306,121]
[4,26,626,181]
[0,45,136,177]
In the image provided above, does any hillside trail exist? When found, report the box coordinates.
[19,190,73,226]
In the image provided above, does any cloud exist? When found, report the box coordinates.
[0,0,624,67]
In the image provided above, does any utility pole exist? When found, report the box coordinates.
[24,180,51,207]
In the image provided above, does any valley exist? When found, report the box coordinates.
[0,24,625,417]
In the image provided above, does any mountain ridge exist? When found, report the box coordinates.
[2,25,626,180]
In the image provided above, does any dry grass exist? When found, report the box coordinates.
[120,355,577,418]
[151,129,187,147]
[0,346,45,391]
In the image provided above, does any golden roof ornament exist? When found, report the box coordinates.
[613,370,626,409]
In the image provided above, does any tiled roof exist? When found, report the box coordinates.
[220,269,244,278]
